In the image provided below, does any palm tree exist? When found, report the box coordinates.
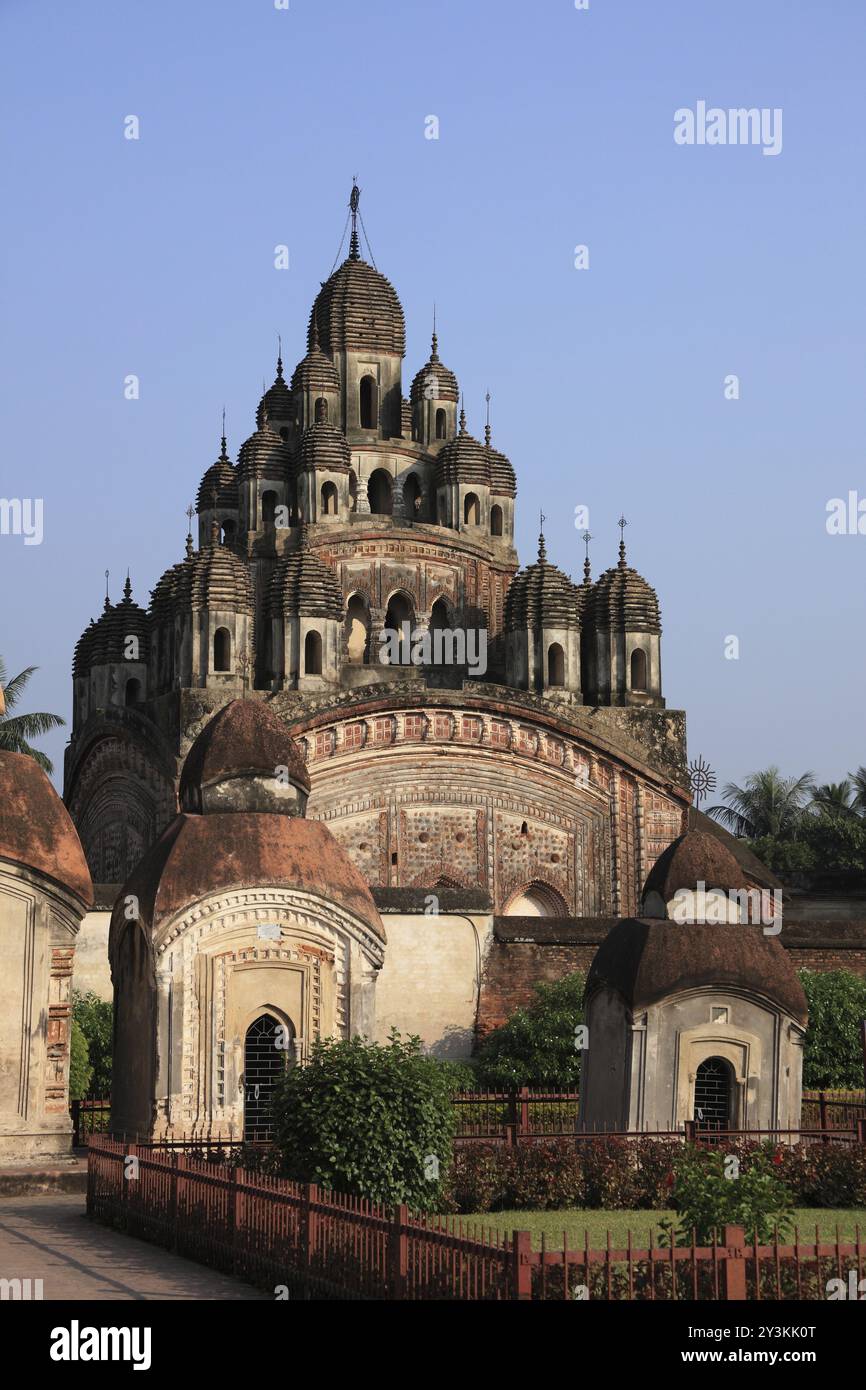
[850,766,866,815]
[811,780,857,818]
[706,766,815,839]
[0,658,65,775]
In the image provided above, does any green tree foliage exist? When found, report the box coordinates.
[799,970,866,1088]
[68,1020,93,1101]
[72,990,113,1094]
[0,657,65,774]
[270,1031,457,1210]
[665,1146,794,1245]
[474,971,586,1089]
[707,766,815,839]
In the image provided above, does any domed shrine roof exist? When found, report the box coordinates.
[504,535,580,631]
[73,578,150,677]
[237,422,293,483]
[585,917,808,1025]
[150,538,253,619]
[643,828,746,902]
[179,698,310,809]
[196,434,239,512]
[434,409,490,487]
[0,751,92,907]
[309,253,405,358]
[297,421,351,474]
[410,332,460,404]
[484,424,517,498]
[589,541,661,632]
[290,324,342,395]
[256,355,295,429]
[268,539,344,620]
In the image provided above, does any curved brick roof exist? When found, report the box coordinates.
[114,812,384,942]
[0,751,92,907]
[643,829,747,900]
[196,440,239,512]
[237,422,293,483]
[434,412,490,488]
[309,256,405,357]
[73,579,150,676]
[256,360,295,429]
[589,550,661,633]
[410,334,460,404]
[297,421,351,475]
[151,542,252,618]
[268,541,344,620]
[504,537,580,631]
[180,699,310,804]
[586,917,808,1024]
[485,440,517,498]
[291,342,341,395]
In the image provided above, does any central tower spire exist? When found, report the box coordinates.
[349,179,361,260]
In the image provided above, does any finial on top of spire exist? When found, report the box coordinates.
[538,510,547,563]
[276,333,283,379]
[458,396,467,434]
[484,391,491,447]
[349,178,361,260]
[220,408,227,457]
[431,304,439,362]
[123,572,132,602]
[582,529,592,584]
[104,569,110,611]
[618,514,628,567]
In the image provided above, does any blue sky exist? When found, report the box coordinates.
[1,0,864,796]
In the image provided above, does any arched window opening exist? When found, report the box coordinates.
[314,397,328,424]
[403,473,422,520]
[384,592,414,664]
[430,597,449,631]
[213,627,231,672]
[694,1057,734,1133]
[243,1014,289,1142]
[221,518,236,546]
[490,504,503,537]
[503,881,568,917]
[359,375,378,430]
[321,481,338,517]
[124,678,141,706]
[262,490,278,533]
[304,629,323,676]
[630,647,648,692]
[463,492,480,526]
[345,594,371,664]
[279,427,289,441]
[368,469,393,516]
[548,642,565,688]
[435,408,447,440]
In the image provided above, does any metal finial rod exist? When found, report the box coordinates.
[186,502,194,535]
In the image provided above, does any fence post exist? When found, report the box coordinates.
[512,1230,533,1300]
[683,1120,696,1143]
[505,1089,518,1148]
[227,1164,237,1275]
[721,1225,747,1301]
[389,1204,409,1299]
[71,1099,80,1148]
[519,1086,530,1139]
[301,1183,318,1295]
[857,1118,866,1145]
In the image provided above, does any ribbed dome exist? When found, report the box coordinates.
[590,546,661,632]
[297,421,351,475]
[189,538,254,612]
[256,358,295,429]
[434,410,490,488]
[73,578,150,676]
[484,427,517,498]
[180,699,311,809]
[410,333,459,404]
[268,540,343,620]
[196,437,239,512]
[309,256,406,357]
[150,555,195,626]
[504,536,581,632]
[291,325,341,395]
[237,422,293,483]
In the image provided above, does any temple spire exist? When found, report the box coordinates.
[220,408,227,458]
[582,529,592,584]
[458,395,467,434]
[484,390,492,447]
[104,569,110,611]
[185,503,194,558]
[276,333,283,379]
[123,572,133,602]
[618,514,628,567]
[349,179,361,260]
[538,511,547,563]
[431,305,439,362]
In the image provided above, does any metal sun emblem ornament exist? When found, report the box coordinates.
[688,754,717,810]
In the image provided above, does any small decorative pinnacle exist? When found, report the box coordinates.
[431,305,439,361]
[185,532,194,559]
[484,391,492,447]
[458,398,467,434]
[123,573,133,602]
[618,514,628,567]
[220,408,227,457]
[104,569,110,611]
[582,529,592,584]
[538,511,547,563]
[349,179,361,260]
[311,318,321,352]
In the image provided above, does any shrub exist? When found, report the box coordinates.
[72,989,113,1094]
[68,1019,93,1100]
[665,1145,794,1245]
[474,972,586,1088]
[799,970,866,1089]
[271,1031,456,1211]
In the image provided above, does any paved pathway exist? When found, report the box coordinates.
[0,1195,267,1300]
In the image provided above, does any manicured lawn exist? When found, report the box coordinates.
[450,1209,866,1249]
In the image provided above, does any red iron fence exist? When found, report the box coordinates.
[86,1134,866,1300]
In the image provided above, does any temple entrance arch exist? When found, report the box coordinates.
[243,1012,290,1142]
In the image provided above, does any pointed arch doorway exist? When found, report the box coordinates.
[693,1056,733,1133]
[243,1012,291,1142]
